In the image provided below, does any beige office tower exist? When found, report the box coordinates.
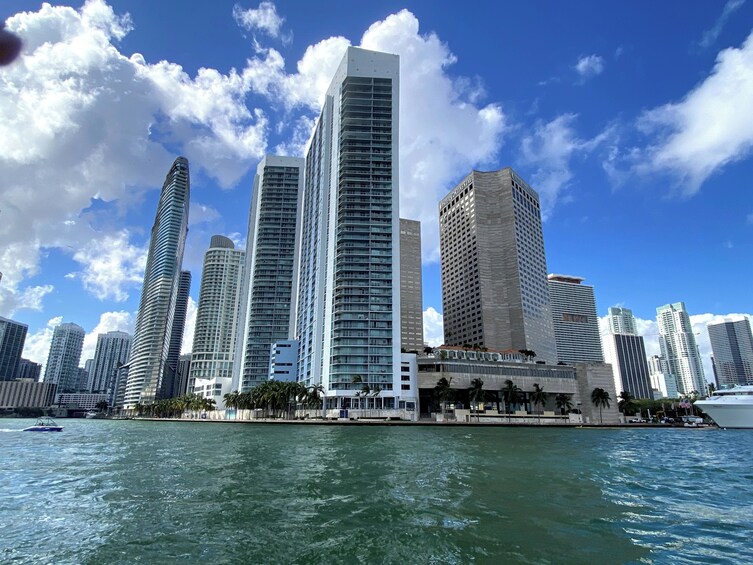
[399,219,424,352]
[439,168,557,363]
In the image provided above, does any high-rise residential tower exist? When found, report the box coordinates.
[191,236,245,402]
[547,274,603,363]
[606,307,638,335]
[160,270,191,399]
[708,318,753,387]
[233,156,303,392]
[89,331,131,403]
[399,219,424,353]
[124,157,190,408]
[43,322,85,393]
[0,315,27,381]
[296,47,402,409]
[657,302,706,395]
[439,168,557,363]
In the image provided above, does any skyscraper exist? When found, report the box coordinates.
[43,322,85,393]
[399,218,424,353]
[547,274,603,363]
[191,236,245,398]
[161,270,191,399]
[708,318,753,387]
[15,358,41,381]
[0,315,27,381]
[439,168,557,363]
[233,156,303,392]
[606,307,638,335]
[296,47,401,409]
[89,331,131,404]
[656,302,706,395]
[124,157,190,408]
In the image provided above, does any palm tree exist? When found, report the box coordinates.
[95,400,108,413]
[618,391,636,417]
[501,379,523,420]
[530,383,548,423]
[224,391,240,411]
[423,346,434,356]
[591,387,611,424]
[555,393,573,416]
[434,377,454,415]
[468,378,485,422]
[371,386,382,415]
[306,384,325,418]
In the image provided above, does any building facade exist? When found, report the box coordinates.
[43,322,85,393]
[191,235,245,402]
[0,380,57,409]
[399,219,424,353]
[439,168,557,363]
[89,331,131,405]
[0,315,27,381]
[295,47,402,409]
[656,302,706,395]
[124,157,190,408]
[269,340,299,382]
[547,274,603,363]
[161,270,191,399]
[602,333,653,399]
[708,318,753,387]
[16,358,41,382]
[606,307,638,336]
[234,156,304,392]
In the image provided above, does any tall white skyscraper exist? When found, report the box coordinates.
[547,274,603,363]
[606,307,638,335]
[439,168,557,363]
[708,318,753,387]
[233,156,304,392]
[89,331,131,404]
[600,306,652,399]
[657,302,706,395]
[191,236,245,403]
[43,322,85,393]
[124,157,190,408]
[295,47,401,409]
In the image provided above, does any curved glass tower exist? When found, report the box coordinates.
[124,157,190,408]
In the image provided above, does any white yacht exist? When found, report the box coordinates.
[695,386,753,428]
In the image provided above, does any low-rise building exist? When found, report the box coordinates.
[0,380,57,409]
[55,392,108,411]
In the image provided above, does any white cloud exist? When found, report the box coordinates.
[633,29,753,195]
[574,54,605,79]
[423,307,444,347]
[0,284,55,318]
[520,114,611,217]
[80,310,135,364]
[189,203,222,227]
[233,2,289,43]
[699,0,745,49]
[69,230,147,302]
[0,0,269,315]
[181,296,198,355]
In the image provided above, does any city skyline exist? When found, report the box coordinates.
[1,1,753,385]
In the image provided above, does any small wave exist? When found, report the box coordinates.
[0,428,21,432]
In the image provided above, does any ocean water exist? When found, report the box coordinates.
[1,420,751,564]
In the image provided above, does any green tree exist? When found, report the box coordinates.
[468,378,485,422]
[501,379,523,418]
[591,387,611,424]
[618,391,637,416]
[95,400,108,413]
[530,383,548,423]
[433,377,454,414]
[555,393,573,416]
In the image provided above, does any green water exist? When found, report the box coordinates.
[2,420,752,564]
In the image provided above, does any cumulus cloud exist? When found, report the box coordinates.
[632,29,753,195]
[574,54,605,79]
[520,114,611,217]
[423,307,444,347]
[698,0,745,50]
[0,0,268,315]
[233,2,290,43]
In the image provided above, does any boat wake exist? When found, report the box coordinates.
[0,428,21,432]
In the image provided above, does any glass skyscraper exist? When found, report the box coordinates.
[295,47,401,409]
[656,302,706,395]
[233,156,304,392]
[0,315,27,381]
[708,318,753,387]
[124,157,190,408]
[89,331,131,406]
[43,322,85,393]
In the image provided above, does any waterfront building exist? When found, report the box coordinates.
[124,157,190,408]
[191,235,245,406]
[439,168,557,363]
[55,392,108,411]
[161,270,192,399]
[177,354,192,397]
[708,318,753,387]
[77,366,90,392]
[606,307,638,335]
[656,302,706,395]
[43,322,85,393]
[647,354,678,398]
[89,331,131,405]
[15,358,41,382]
[233,156,304,393]
[0,380,57,409]
[547,274,603,363]
[269,340,298,382]
[295,47,402,410]
[399,219,424,353]
[0,315,27,381]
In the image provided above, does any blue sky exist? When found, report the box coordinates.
[1,0,752,380]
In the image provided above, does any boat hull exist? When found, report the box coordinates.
[23,426,64,432]
[695,401,753,428]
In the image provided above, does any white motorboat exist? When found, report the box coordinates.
[695,386,753,428]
